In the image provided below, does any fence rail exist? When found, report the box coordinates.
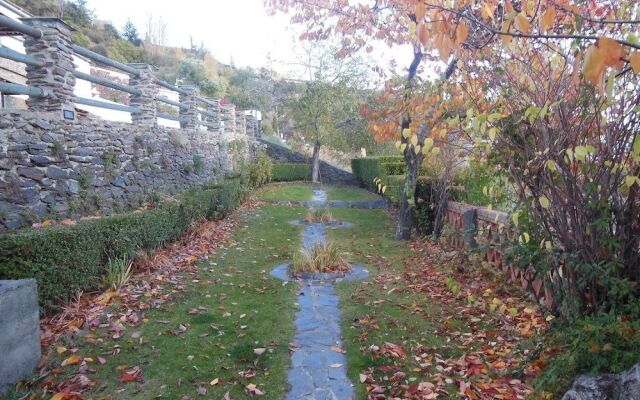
[0,16,259,137]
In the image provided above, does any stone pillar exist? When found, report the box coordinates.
[235,110,246,135]
[462,207,478,248]
[205,99,220,133]
[128,63,157,128]
[22,18,76,116]
[178,85,199,131]
[221,103,236,136]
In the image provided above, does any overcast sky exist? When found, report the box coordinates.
[84,0,415,81]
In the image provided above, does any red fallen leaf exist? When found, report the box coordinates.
[120,366,143,382]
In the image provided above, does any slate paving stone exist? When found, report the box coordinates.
[273,189,371,399]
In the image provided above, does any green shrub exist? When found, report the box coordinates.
[0,177,247,314]
[249,150,273,187]
[351,157,382,191]
[535,310,640,396]
[380,162,405,176]
[379,174,404,203]
[271,163,309,182]
[377,155,404,163]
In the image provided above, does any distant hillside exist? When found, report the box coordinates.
[10,0,235,97]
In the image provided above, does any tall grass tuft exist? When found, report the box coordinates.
[304,207,335,223]
[103,256,133,291]
[290,243,350,274]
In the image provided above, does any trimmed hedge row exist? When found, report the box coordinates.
[271,163,310,182]
[380,162,405,176]
[351,157,382,191]
[0,177,248,314]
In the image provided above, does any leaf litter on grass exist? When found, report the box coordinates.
[352,239,550,400]
[25,201,255,399]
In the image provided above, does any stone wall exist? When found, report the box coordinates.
[0,110,250,230]
[259,138,357,185]
[0,279,40,394]
[444,201,554,307]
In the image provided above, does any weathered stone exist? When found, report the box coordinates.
[110,177,127,188]
[45,165,68,180]
[16,167,45,181]
[562,364,640,400]
[31,155,55,166]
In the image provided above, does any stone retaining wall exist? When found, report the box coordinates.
[444,201,554,307]
[0,110,251,230]
[259,139,357,185]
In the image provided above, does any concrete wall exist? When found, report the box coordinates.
[0,279,40,394]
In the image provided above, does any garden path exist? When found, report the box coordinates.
[271,189,368,400]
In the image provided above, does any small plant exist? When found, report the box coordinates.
[290,242,350,274]
[304,207,335,223]
[192,155,204,175]
[102,150,117,166]
[51,140,66,160]
[103,256,133,292]
[248,150,272,187]
[146,143,157,154]
[76,170,91,191]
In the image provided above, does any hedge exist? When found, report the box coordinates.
[271,163,310,182]
[351,157,382,191]
[0,177,248,314]
[380,162,405,176]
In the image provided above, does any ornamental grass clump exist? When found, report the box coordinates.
[290,242,350,274]
[304,207,335,223]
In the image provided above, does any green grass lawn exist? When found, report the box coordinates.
[255,183,316,201]
[326,185,381,202]
[326,208,464,398]
[256,183,380,203]
[12,205,307,400]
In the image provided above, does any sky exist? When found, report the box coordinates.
[84,0,413,81]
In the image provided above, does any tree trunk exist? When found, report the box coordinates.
[395,49,423,240]
[396,151,418,239]
[311,140,321,183]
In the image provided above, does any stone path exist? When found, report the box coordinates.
[270,189,368,399]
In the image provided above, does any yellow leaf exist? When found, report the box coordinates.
[546,160,557,171]
[61,355,82,367]
[50,394,68,400]
[431,147,440,155]
[630,52,640,74]
[501,21,513,44]
[514,13,531,33]
[381,185,387,194]
[400,143,407,152]
[402,128,411,138]
[414,145,421,154]
[456,21,468,45]
[423,137,434,151]
[583,44,606,85]
[210,378,220,386]
[56,346,68,354]
[625,175,639,188]
[410,135,418,146]
[539,7,556,32]
[539,196,550,209]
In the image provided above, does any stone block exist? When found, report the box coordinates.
[0,280,40,394]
